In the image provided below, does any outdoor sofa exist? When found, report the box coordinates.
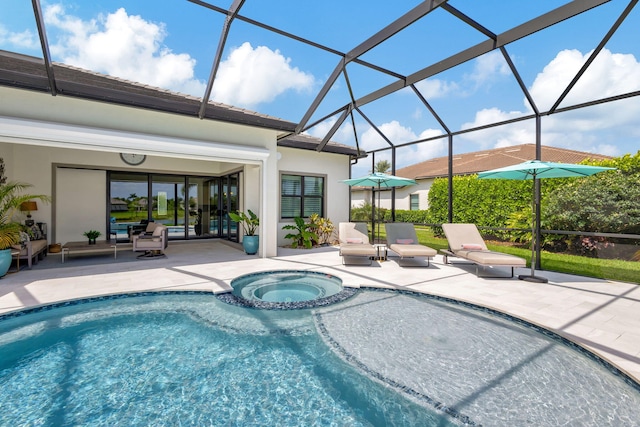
[441,223,526,277]
[11,224,48,269]
[12,238,47,269]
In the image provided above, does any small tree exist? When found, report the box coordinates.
[373,160,391,174]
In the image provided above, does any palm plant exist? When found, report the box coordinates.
[0,181,50,249]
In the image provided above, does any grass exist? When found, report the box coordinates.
[377,225,640,284]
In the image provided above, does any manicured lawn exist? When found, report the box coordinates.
[377,225,640,284]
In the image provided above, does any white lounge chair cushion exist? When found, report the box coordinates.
[340,244,377,257]
[389,243,437,258]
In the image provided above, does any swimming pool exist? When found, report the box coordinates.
[1,291,639,426]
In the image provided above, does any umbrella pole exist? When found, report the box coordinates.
[377,183,381,243]
[519,177,548,283]
[370,188,375,243]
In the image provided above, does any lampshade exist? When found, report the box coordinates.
[20,201,38,212]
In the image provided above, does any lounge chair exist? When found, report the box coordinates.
[132,223,168,258]
[441,223,526,277]
[338,222,377,265]
[384,223,437,266]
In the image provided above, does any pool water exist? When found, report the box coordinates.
[231,270,343,302]
[1,291,639,426]
[0,294,452,427]
[225,270,356,309]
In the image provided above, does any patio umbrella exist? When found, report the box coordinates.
[478,160,614,283]
[342,172,417,243]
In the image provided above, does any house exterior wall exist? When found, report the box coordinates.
[350,179,435,211]
[276,147,352,245]
[0,86,353,255]
[0,142,248,245]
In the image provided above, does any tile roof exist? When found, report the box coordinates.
[395,144,613,179]
[0,50,362,157]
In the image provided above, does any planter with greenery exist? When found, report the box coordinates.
[83,230,102,245]
[229,209,260,254]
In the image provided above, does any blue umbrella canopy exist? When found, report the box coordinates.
[342,172,417,188]
[477,160,615,180]
[478,160,615,282]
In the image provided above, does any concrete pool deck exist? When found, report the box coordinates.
[1,239,639,384]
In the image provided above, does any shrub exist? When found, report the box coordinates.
[282,217,318,249]
[426,175,530,238]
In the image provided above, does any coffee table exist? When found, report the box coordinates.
[60,241,130,263]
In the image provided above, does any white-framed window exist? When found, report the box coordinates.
[410,194,420,211]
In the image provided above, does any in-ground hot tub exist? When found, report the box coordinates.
[220,270,357,309]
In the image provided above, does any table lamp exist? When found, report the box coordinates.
[20,201,37,226]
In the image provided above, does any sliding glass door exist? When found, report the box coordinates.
[109,172,149,241]
[220,174,239,241]
[151,175,185,239]
[187,177,217,238]
[109,171,241,242]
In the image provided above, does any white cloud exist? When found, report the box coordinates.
[360,121,445,168]
[414,51,509,101]
[414,78,459,99]
[467,50,510,87]
[457,48,640,156]
[212,42,315,108]
[44,5,205,96]
[530,48,640,111]
[305,117,355,144]
[0,24,39,50]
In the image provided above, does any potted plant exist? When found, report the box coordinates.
[0,176,51,276]
[228,209,259,254]
[83,230,102,245]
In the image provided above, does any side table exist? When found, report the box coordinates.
[9,249,20,274]
[373,243,388,261]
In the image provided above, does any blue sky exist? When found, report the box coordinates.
[1,1,639,176]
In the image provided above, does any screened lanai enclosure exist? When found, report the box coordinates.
[1,1,639,263]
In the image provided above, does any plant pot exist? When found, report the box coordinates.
[0,248,13,277]
[242,235,259,255]
[88,239,96,245]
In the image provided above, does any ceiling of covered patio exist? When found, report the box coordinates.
[1,1,638,176]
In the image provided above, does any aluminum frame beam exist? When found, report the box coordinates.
[295,0,448,134]
[354,0,610,109]
[32,0,57,95]
[198,0,246,119]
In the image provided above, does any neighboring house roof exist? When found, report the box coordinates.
[0,50,362,158]
[395,144,613,180]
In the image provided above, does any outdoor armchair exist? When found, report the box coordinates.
[132,223,168,258]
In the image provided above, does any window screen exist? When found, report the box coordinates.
[281,174,324,218]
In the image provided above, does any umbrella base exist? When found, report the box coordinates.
[518,274,548,283]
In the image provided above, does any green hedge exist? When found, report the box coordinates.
[425,175,531,238]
